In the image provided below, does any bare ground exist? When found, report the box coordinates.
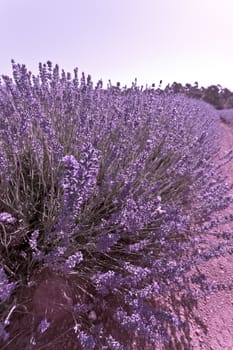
[188,121,233,350]
[153,121,233,350]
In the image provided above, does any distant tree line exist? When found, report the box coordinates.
[160,81,233,110]
[107,80,233,110]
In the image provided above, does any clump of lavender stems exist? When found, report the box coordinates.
[0,61,233,349]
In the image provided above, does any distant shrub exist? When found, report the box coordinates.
[218,109,233,127]
[0,61,232,349]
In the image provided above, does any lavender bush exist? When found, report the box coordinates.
[0,61,233,349]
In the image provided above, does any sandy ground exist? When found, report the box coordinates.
[154,120,233,350]
[188,121,233,350]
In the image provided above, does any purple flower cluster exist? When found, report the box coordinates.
[37,317,51,334]
[0,212,17,224]
[0,268,16,302]
[54,142,101,236]
[0,61,232,349]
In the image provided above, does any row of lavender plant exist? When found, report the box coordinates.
[0,61,232,349]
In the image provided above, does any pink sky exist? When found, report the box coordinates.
[1,0,233,90]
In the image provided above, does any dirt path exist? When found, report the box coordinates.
[189,121,233,350]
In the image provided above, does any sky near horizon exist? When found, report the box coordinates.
[0,0,233,90]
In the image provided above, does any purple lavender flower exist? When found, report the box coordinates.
[29,229,39,250]
[0,268,16,302]
[37,317,51,334]
[91,270,120,296]
[0,322,9,342]
[54,142,101,238]
[95,233,119,252]
[106,335,128,350]
[0,212,17,224]
[65,251,83,269]
[78,331,95,350]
